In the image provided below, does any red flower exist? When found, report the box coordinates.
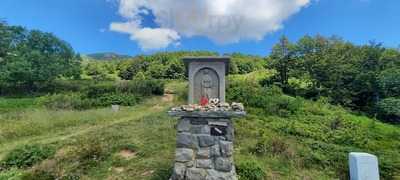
[200,96,209,106]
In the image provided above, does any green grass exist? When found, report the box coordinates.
[0,97,37,112]
[0,79,399,179]
[0,92,178,179]
[234,105,400,179]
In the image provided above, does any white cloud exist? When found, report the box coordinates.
[110,0,311,50]
[110,21,180,50]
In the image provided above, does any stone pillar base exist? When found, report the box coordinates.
[168,111,244,180]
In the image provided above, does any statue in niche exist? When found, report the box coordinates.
[201,69,213,99]
[194,68,219,104]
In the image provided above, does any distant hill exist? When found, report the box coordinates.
[85,52,132,60]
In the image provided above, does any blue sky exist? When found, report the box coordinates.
[0,0,399,56]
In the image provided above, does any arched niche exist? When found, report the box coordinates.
[193,68,220,103]
[183,57,230,104]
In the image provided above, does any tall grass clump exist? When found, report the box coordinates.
[236,159,266,180]
[1,144,55,169]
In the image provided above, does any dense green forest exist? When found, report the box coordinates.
[0,22,399,179]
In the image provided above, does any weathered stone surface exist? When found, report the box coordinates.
[176,148,194,162]
[191,125,210,134]
[185,160,194,168]
[196,148,210,159]
[208,121,228,127]
[183,57,229,104]
[225,125,234,141]
[215,157,232,172]
[191,118,209,125]
[198,135,215,147]
[168,110,246,118]
[196,159,213,169]
[177,119,191,132]
[217,136,227,141]
[186,168,207,180]
[210,144,220,157]
[349,152,380,180]
[172,163,187,180]
[220,141,233,157]
[194,68,219,103]
[177,133,193,148]
[206,170,237,180]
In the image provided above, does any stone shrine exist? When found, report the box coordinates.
[168,57,245,180]
[183,57,229,104]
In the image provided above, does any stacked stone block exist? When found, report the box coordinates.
[171,117,237,180]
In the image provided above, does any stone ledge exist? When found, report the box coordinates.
[168,111,246,118]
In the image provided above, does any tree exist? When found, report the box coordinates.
[63,54,82,79]
[85,62,108,82]
[118,57,149,80]
[380,49,400,69]
[377,98,400,123]
[165,58,185,79]
[356,42,385,105]
[268,34,400,122]
[379,68,400,97]
[0,23,80,92]
[229,53,265,74]
[117,51,218,80]
[269,36,296,92]
[145,63,167,79]
[295,35,325,97]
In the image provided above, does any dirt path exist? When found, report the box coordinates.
[0,95,176,158]
[162,93,174,102]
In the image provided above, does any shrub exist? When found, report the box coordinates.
[76,141,105,162]
[20,170,56,180]
[95,93,140,106]
[85,83,116,98]
[236,159,265,180]
[150,166,173,180]
[227,78,301,116]
[39,92,141,110]
[117,79,165,96]
[251,136,291,158]
[85,79,164,98]
[38,93,93,110]
[227,77,262,105]
[1,145,54,169]
[71,138,108,171]
[38,80,93,94]
[376,98,400,123]
[38,79,164,110]
[0,168,24,179]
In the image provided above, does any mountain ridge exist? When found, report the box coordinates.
[85,52,132,60]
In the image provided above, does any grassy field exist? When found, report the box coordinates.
[0,83,180,179]
[0,80,399,180]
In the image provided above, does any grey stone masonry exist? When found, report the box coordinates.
[176,148,194,163]
[170,111,245,180]
[177,133,194,148]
